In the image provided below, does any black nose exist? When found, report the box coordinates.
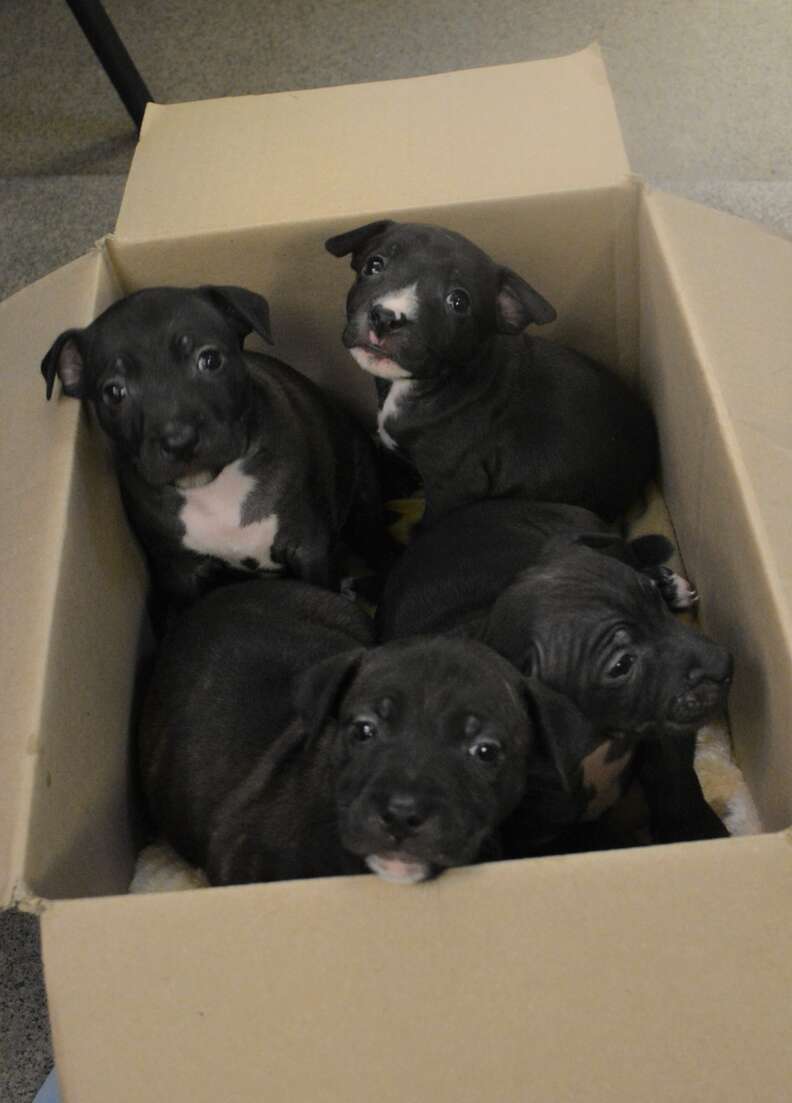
[369,303,403,338]
[379,792,429,836]
[160,422,199,460]
[687,647,733,686]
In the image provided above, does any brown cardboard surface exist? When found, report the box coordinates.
[640,191,792,829]
[43,835,792,1103]
[115,46,629,242]
[109,184,640,422]
[0,250,127,905]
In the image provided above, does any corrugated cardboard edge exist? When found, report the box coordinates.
[116,45,630,242]
[0,244,123,908]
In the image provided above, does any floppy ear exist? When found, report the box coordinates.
[200,285,273,345]
[627,533,674,569]
[523,677,594,793]
[570,530,630,558]
[324,220,395,264]
[495,267,557,333]
[293,648,367,742]
[481,588,537,672]
[41,329,87,400]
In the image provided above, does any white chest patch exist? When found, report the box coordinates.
[377,379,413,451]
[375,282,419,322]
[179,459,280,571]
[580,740,634,819]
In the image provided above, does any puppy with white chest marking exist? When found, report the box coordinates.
[376,499,733,851]
[326,220,657,525]
[41,285,382,612]
[138,580,589,885]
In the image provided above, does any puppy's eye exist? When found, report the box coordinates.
[362,255,386,276]
[102,380,127,406]
[607,653,636,679]
[350,720,377,744]
[446,289,471,314]
[469,739,502,765]
[197,348,223,373]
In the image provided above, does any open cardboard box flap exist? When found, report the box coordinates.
[115,45,630,242]
[2,45,792,1103]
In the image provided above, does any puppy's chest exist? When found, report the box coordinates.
[178,460,281,571]
[580,738,634,819]
[377,380,414,451]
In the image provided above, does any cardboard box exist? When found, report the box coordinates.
[2,45,792,1101]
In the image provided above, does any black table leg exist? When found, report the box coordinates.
[65,0,154,131]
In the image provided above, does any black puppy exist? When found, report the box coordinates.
[326,220,657,525]
[376,499,732,849]
[139,580,589,885]
[42,286,382,607]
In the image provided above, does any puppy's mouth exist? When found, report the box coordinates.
[627,682,729,737]
[172,469,219,490]
[348,344,412,382]
[667,682,729,726]
[365,852,435,885]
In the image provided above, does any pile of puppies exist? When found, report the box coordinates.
[42,220,735,888]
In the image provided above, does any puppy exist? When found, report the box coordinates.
[139,580,590,885]
[42,286,382,608]
[376,499,732,849]
[326,220,657,525]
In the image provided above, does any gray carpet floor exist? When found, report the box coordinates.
[1,1,790,1100]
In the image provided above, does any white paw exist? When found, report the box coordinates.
[660,568,698,611]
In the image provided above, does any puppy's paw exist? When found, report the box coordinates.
[655,566,698,611]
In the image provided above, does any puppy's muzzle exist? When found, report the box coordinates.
[159,420,200,461]
[373,789,437,843]
[368,304,406,340]
[668,648,733,725]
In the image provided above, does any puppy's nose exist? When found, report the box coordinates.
[380,792,429,836]
[160,421,199,460]
[369,303,403,338]
[687,647,733,686]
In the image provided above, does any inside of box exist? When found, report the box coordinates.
[24,182,775,901]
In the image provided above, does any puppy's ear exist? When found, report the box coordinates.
[523,677,594,793]
[495,268,556,333]
[41,329,87,400]
[324,220,395,264]
[200,285,274,345]
[571,531,630,560]
[481,590,537,672]
[293,648,367,741]
[627,533,674,569]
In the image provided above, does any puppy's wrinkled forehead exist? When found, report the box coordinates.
[368,225,498,286]
[90,290,232,360]
[345,638,526,726]
[520,551,666,630]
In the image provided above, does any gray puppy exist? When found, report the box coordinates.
[42,286,382,609]
[139,580,591,885]
[376,499,732,850]
[326,220,657,524]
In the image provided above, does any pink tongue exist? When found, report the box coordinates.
[366,853,430,884]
